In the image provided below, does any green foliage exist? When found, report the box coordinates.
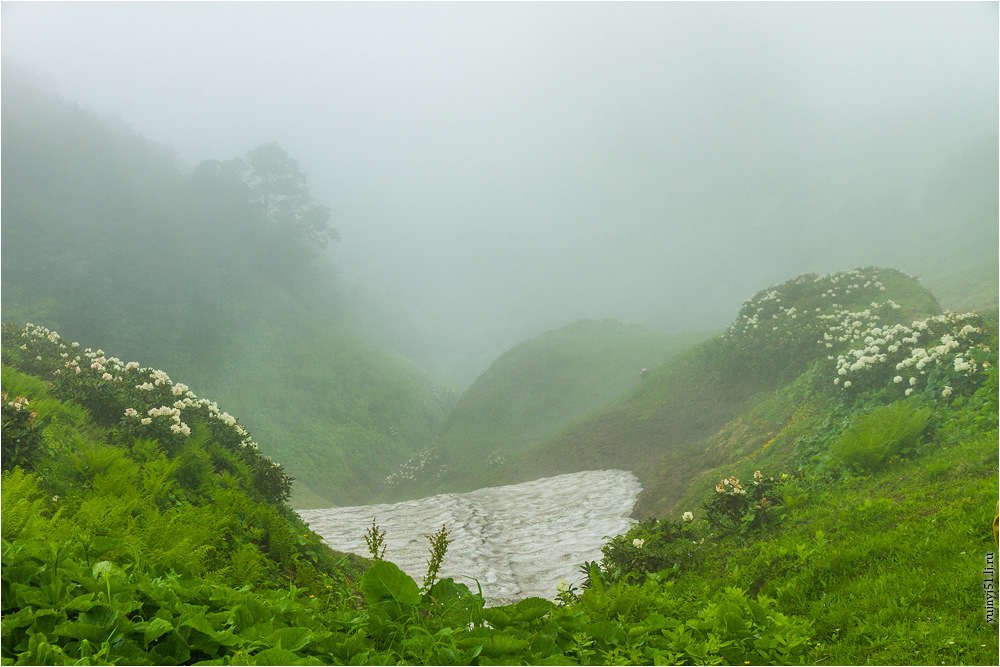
[421,524,453,593]
[828,310,996,401]
[1,392,42,472]
[363,519,387,562]
[832,400,931,473]
[720,267,939,386]
[595,518,696,585]
[703,470,784,534]
[3,322,293,505]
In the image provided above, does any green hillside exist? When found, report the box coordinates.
[575,290,998,665]
[4,269,996,665]
[486,268,943,515]
[925,260,999,313]
[0,73,449,508]
[388,319,712,498]
[0,324,373,663]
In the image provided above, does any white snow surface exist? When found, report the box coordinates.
[297,470,640,606]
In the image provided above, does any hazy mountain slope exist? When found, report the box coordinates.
[487,268,942,515]
[192,292,451,508]
[0,75,447,507]
[924,260,999,313]
[389,319,712,498]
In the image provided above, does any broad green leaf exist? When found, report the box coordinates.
[424,577,474,606]
[359,561,420,606]
[52,621,109,643]
[480,607,511,629]
[136,616,174,643]
[91,560,120,578]
[180,612,219,637]
[507,597,553,623]
[264,626,313,652]
[479,632,531,658]
[586,620,625,644]
[252,646,306,665]
[64,592,97,613]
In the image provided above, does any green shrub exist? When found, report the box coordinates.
[1,393,42,471]
[832,400,931,473]
[703,469,784,534]
[595,517,700,585]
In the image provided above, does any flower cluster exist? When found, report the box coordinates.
[829,311,993,399]
[595,516,700,586]
[486,449,505,468]
[3,323,274,463]
[4,395,31,412]
[718,268,931,385]
[704,470,782,534]
[724,268,895,342]
[1,392,41,471]
[715,475,748,496]
[384,448,440,488]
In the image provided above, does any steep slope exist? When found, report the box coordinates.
[489,268,942,515]
[924,259,999,313]
[0,73,448,507]
[578,298,998,665]
[386,320,712,498]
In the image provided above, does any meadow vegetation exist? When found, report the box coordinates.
[3,266,996,665]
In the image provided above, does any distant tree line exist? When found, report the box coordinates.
[0,67,340,379]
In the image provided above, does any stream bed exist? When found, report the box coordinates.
[297,470,640,606]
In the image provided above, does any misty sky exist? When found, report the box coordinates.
[3,2,998,385]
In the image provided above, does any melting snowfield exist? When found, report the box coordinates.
[297,470,640,606]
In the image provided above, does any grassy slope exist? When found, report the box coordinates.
[2,283,449,510]
[924,259,999,313]
[181,287,451,509]
[488,268,942,517]
[576,275,998,664]
[599,377,998,665]
[394,320,712,498]
[0,76,449,509]
[662,369,999,664]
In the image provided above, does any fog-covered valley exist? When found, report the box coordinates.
[2,5,998,664]
[4,3,997,388]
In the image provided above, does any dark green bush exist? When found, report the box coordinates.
[703,470,784,534]
[832,400,931,473]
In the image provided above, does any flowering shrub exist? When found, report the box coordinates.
[720,267,936,383]
[829,311,995,401]
[384,448,439,488]
[1,393,41,471]
[595,517,702,584]
[703,470,783,534]
[1,322,292,503]
[487,449,505,468]
[832,400,932,473]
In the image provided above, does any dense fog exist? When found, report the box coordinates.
[3,2,997,385]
